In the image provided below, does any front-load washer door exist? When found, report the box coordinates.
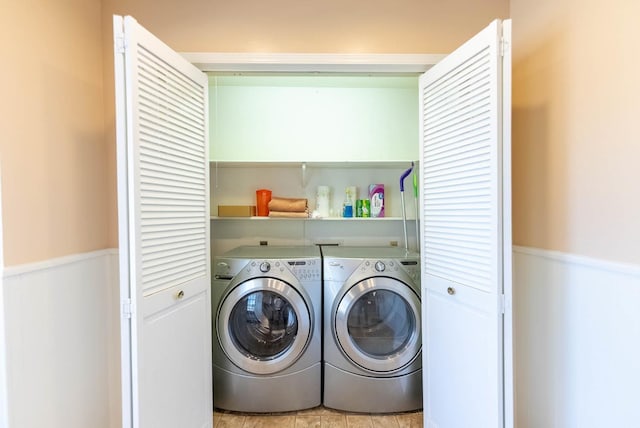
[218,277,311,375]
[335,277,421,373]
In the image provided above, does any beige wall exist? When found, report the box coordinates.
[103,0,509,53]
[511,0,640,264]
[15,0,635,267]
[0,0,108,266]
[0,0,511,265]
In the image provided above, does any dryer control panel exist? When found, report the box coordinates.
[399,260,420,283]
[358,259,419,283]
[324,257,420,284]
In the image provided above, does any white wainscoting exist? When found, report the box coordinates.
[3,245,639,428]
[2,249,120,428]
[0,243,6,428]
[514,246,640,428]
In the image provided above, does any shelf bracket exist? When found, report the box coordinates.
[301,162,307,188]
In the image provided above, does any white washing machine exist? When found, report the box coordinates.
[212,246,322,412]
[321,246,422,413]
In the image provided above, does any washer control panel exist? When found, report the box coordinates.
[215,257,321,283]
[286,259,321,282]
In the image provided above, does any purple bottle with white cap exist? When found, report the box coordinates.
[369,184,384,218]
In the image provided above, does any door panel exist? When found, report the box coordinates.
[425,275,499,428]
[419,19,512,428]
[142,285,211,428]
[114,15,211,428]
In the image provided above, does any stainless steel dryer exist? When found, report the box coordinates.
[321,246,422,413]
[212,246,321,412]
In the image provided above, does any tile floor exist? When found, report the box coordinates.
[213,406,423,428]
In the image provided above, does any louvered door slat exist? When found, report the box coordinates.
[142,161,204,180]
[423,125,491,156]
[140,128,204,157]
[141,216,206,227]
[424,79,491,129]
[141,192,205,203]
[140,136,203,164]
[141,169,204,187]
[141,225,206,240]
[140,212,204,221]
[423,50,490,105]
[138,51,204,115]
[138,91,203,132]
[141,263,207,291]
[139,239,206,259]
[142,183,204,197]
[425,140,491,165]
[142,248,205,268]
[142,257,206,280]
[140,122,205,153]
[138,109,204,147]
[433,173,492,191]
[140,147,206,176]
[424,233,491,251]
[137,80,204,125]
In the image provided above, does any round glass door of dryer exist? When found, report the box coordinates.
[218,277,311,375]
[334,277,421,373]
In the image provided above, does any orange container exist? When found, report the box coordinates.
[256,189,272,216]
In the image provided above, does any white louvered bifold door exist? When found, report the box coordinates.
[419,19,512,428]
[114,15,212,428]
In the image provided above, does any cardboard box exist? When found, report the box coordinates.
[217,205,257,217]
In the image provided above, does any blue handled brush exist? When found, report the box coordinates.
[413,165,420,253]
[400,162,414,251]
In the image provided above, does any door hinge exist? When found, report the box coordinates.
[500,37,510,57]
[122,298,133,319]
[115,35,126,54]
[500,294,511,314]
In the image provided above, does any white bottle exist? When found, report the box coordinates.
[316,186,331,218]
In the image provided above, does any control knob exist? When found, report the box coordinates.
[259,262,271,273]
[374,261,386,272]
